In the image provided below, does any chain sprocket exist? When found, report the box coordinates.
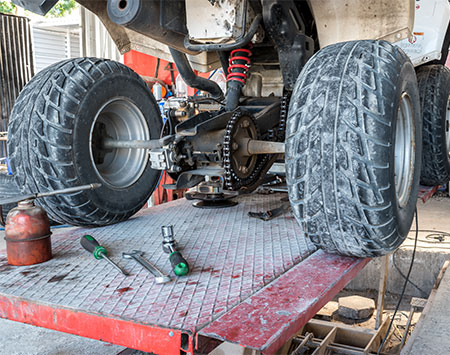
[278,91,290,141]
[223,94,290,191]
[223,111,269,190]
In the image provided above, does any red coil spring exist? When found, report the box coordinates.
[227,47,252,85]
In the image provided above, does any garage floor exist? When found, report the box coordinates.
[0,195,449,354]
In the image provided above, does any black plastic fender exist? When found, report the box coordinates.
[12,0,58,15]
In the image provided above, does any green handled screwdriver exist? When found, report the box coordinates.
[80,235,129,276]
[161,225,189,276]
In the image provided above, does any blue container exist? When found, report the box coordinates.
[6,157,12,175]
[159,101,166,122]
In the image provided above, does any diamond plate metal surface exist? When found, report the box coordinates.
[0,193,316,333]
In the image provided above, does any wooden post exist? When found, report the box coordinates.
[375,255,390,330]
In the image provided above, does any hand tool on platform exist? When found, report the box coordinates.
[161,225,189,276]
[122,250,171,284]
[248,200,291,221]
[80,235,130,276]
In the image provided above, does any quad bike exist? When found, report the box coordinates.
[7,0,450,257]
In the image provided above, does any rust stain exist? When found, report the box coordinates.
[48,274,69,283]
[116,287,133,294]
[201,267,221,275]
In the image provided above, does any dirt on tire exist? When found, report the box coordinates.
[286,40,422,257]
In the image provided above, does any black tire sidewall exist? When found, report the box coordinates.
[418,65,450,184]
[436,78,450,170]
[391,62,422,238]
[438,81,450,170]
[73,74,162,213]
[286,41,422,257]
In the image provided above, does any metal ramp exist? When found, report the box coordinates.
[0,193,368,354]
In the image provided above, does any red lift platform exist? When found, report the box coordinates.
[0,193,368,354]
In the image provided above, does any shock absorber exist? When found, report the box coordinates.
[225,46,252,111]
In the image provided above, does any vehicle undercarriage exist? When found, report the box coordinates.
[8,0,450,257]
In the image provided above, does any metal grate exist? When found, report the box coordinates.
[0,193,316,333]
[0,12,34,158]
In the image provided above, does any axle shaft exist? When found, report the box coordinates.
[103,138,164,150]
[104,138,285,155]
[243,139,285,155]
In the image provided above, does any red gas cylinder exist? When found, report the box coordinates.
[5,200,52,266]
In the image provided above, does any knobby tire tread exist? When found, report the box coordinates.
[286,41,417,257]
[8,58,154,226]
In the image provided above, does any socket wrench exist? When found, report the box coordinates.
[122,250,171,284]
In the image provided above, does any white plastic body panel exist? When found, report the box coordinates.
[308,0,414,48]
[396,0,450,66]
[185,0,246,43]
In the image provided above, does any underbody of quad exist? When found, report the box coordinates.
[8,0,450,257]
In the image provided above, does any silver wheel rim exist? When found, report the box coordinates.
[89,98,150,188]
[394,92,415,208]
[446,95,450,161]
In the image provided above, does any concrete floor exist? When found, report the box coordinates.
[0,318,125,355]
[0,196,449,354]
[402,259,450,354]
[348,196,450,297]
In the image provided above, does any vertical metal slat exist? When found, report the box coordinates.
[0,13,34,159]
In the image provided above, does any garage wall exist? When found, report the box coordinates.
[80,6,121,61]
[33,27,81,73]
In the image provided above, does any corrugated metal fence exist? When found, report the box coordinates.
[0,13,34,158]
[33,27,81,72]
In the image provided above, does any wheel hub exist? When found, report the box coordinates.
[90,98,150,189]
[394,92,415,208]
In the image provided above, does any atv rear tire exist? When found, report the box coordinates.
[8,58,162,226]
[286,40,422,257]
[417,64,450,186]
